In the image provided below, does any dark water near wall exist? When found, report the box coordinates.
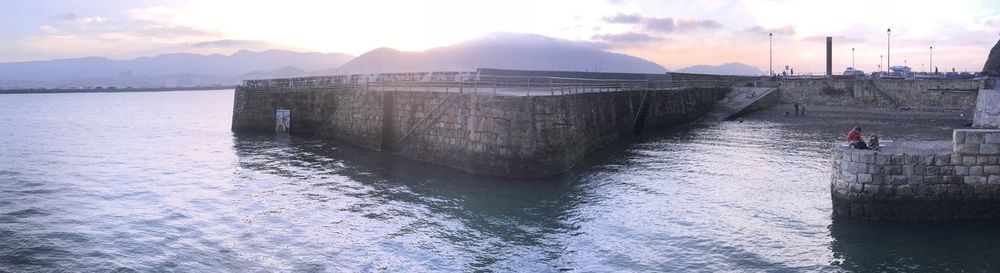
[3,90,1000,272]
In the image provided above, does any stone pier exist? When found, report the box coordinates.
[232,69,733,178]
[831,129,1000,220]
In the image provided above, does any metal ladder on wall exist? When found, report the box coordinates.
[631,89,651,133]
[866,79,899,108]
[396,94,456,146]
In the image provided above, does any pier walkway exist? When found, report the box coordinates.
[705,87,778,120]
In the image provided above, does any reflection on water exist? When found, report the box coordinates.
[2,90,1000,272]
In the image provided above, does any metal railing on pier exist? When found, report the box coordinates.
[240,72,733,96]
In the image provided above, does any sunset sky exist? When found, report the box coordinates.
[3,0,1000,73]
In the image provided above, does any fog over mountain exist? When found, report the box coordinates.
[0,50,353,81]
[337,33,667,74]
[0,33,671,89]
[676,63,763,76]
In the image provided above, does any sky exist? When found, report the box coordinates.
[2,0,1000,73]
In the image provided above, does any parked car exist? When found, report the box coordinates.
[842,67,865,77]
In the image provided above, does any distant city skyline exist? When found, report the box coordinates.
[2,0,999,72]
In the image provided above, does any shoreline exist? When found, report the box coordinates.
[738,103,974,141]
[0,86,235,94]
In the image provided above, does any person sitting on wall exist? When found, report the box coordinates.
[846,127,868,149]
[868,134,880,151]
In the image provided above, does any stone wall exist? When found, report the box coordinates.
[831,129,1000,220]
[780,79,982,109]
[232,86,726,178]
[974,89,1000,128]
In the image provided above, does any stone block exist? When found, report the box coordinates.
[858,174,873,184]
[903,165,914,176]
[979,156,991,165]
[868,165,882,174]
[851,152,862,162]
[965,176,988,185]
[861,153,876,163]
[876,154,891,165]
[935,155,951,166]
[842,173,857,183]
[921,155,936,166]
[955,166,970,176]
[990,175,1000,185]
[967,131,986,144]
[944,176,964,184]
[981,144,1000,155]
[962,156,977,166]
[885,166,902,175]
[955,130,967,144]
[971,166,985,176]
[956,144,981,155]
[853,162,871,174]
[890,175,908,185]
[864,184,882,194]
[924,175,942,184]
[986,132,1000,144]
[952,155,964,165]
[892,155,905,165]
[907,175,924,185]
[938,166,954,175]
[985,165,1000,175]
[871,175,884,185]
[905,155,921,165]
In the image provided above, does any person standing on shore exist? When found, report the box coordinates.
[794,102,800,116]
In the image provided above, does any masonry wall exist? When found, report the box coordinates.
[232,86,727,178]
[831,129,1000,220]
[974,89,1000,128]
[780,79,982,109]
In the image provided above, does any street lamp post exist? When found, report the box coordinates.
[852,48,855,68]
[930,46,934,74]
[887,28,891,70]
[880,55,883,72]
[769,33,773,77]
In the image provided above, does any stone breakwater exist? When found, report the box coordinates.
[831,129,1000,220]
[232,70,731,178]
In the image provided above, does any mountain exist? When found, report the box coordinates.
[676,63,763,76]
[0,49,354,83]
[337,33,667,74]
[0,32,674,89]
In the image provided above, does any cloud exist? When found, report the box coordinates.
[192,39,274,49]
[745,25,795,36]
[643,18,676,32]
[591,32,665,48]
[39,25,58,34]
[72,16,106,29]
[604,13,643,24]
[132,25,220,39]
[602,13,722,33]
[676,18,722,30]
